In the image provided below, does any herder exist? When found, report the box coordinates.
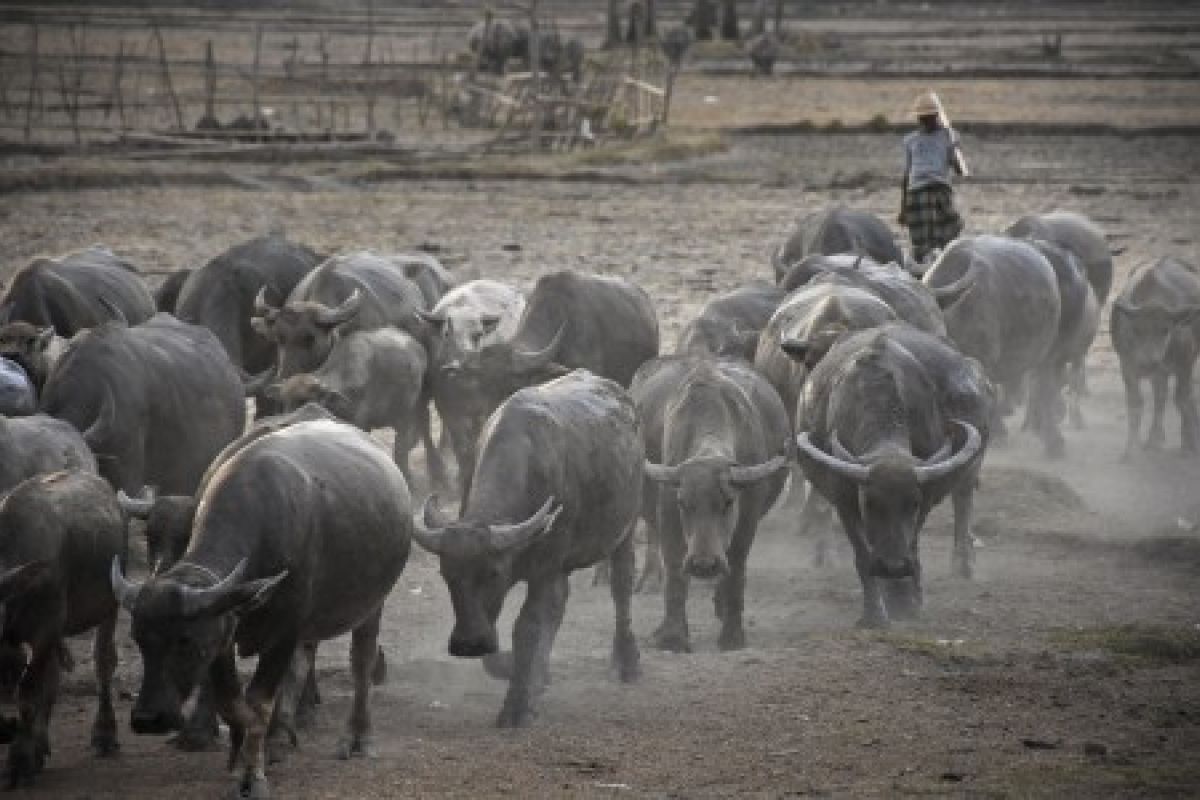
[899,90,969,265]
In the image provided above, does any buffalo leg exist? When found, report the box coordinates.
[1176,359,1199,453]
[212,640,293,800]
[609,531,641,682]
[716,530,752,652]
[1147,370,1168,449]
[339,608,383,759]
[653,502,691,653]
[1068,361,1086,429]
[497,576,568,728]
[266,647,309,764]
[417,398,450,495]
[175,680,220,751]
[1031,367,1066,458]
[636,520,663,594]
[90,612,120,757]
[1120,365,1143,461]
[7,638,57,788]
[951,478,977,579]
[838,506,887,629]
[295,642,320,730]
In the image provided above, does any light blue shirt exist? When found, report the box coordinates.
[903,127,960,190]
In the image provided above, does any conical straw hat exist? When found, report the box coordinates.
[911,90,944,118]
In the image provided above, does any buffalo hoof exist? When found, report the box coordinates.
[855,612,889,630]
[371,647,387,685]
[336,735,376,760]
[611,636,641,683]
[652,626,692,654]
[496,702,535,729]
[717,625,746,652]
[233,772,270,800]
[482,651,514,681]
[90,727,120,758]
[173,725,220,752]
[265,728,297,765]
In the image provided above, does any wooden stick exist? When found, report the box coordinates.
[251,24,264,141]
[24,22,39,142]
[363,0,376,135]
[530,0,542,152]
[153,24,185,130]
[203,40,216,124]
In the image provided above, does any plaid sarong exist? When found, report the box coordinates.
[904,183,963,262]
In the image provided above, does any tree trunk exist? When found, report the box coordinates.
[774,0,785,32]
[720,0,740,41]
[750,0,768,36]
[692,0,715,41]
[604,0,622,49]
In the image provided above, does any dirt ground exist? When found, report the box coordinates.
[4,6,1200,798]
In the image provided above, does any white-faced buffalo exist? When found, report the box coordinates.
[0,246,155,335]
[922,235,1062,451]
[40,314,246,495]
[675,282,787,361]
[413,370,644,728]
[433,271,658,503]
[772,206,903,283]
[173,235,323,377]
[0,414,96,494]
[0,358,34,416]
[754,282,897,425]
[0,471,124,787]
[419,279,526,361]
[112,419,411,799]
[1023,239,1100,437]
[271,328,430,488]
[635,357,790,652]
[781,255,946,337]
[795,324,994,628]
[1005,210,1114,306]
[0,322,62,395]
[1111,256,1200,459]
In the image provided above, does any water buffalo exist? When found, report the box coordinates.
[0,471,124,787]
[412,370,643,728]
[112,419,411,799]
[754,282,897,425]
[794,324,994,628]
[0,358,34,416]
[772,206,903,283]
[1023,239,1100,437]
[1005,210,1113,305]
[636,357,790,652]
[0,322,62,394]
[782,255,946,337]
[419,279,526,361]
[174,235,323,377]
[467,17,519,74]
[0,246,155,335]
[433,271,658,503]
[1111,256,1200,459]
[747,32,780,76]
[922,235,1062,449]
[394,252,455,312]
[675,282,787,361]
[41,314,246,495]
[0,414,96,494]
[271,328,430,488]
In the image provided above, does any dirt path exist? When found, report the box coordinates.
[4,129,1200,798]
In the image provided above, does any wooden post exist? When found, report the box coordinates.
[318,33,332,133]
[152,25,184,130]
[24,22,38,142]
[251,24,264,140]
[363,0,376,135]
[203,40,216,124]
[109,40,126,127]
[530,0,542,152]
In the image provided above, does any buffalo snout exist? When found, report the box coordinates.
[868,556,914,579]
[449,629,498,658]
[684,552,730,580]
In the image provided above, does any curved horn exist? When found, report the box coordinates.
[253,285,282,316]
[643,459,682,485]
[314,289,363,327]
[117,487,157,519]
[729,454,790,487]
[927,258,978,309]
[415,307,447,327]
[913,420,983,486]
[795,431,870,485]
[110,556,143,612]
[411,494,454,556]
[83,383,118,451]
[178,559,250,618]
[831,431,858,465]
[512,322,566,372]
[241,366,276,398]
[487,497,560,554]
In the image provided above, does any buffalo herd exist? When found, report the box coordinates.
[0,206,1197,795]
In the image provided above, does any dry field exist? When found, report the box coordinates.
[3,3,1200,799]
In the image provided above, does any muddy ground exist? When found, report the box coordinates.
[3,6,1200,795]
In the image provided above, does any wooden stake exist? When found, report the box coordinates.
[203,40,216,124]
[530,0,542,152]
[109,40,126,126]
[24,22,38,142]
[363,0,376,135]
[152,24,184,130]
[251,24,264,140]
